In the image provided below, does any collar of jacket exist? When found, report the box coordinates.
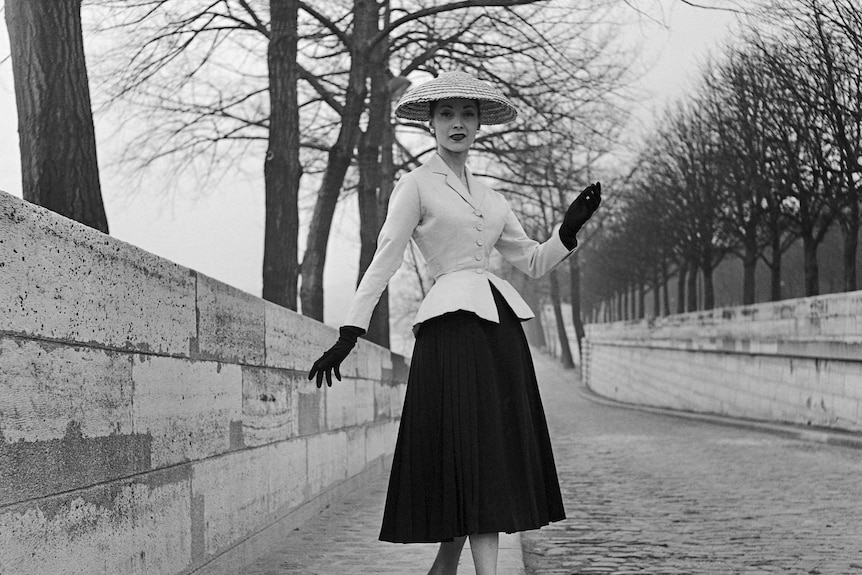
[424,152,487,211]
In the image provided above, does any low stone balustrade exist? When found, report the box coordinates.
[0,190,407,574]
[584,291,862,432]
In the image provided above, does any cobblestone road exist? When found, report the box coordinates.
[239,474,525,574]
[525,352,862,575]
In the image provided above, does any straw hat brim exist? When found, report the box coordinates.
[395,72,518,125]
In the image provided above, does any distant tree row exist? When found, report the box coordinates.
[580,0,862,322]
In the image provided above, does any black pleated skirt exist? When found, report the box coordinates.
[379,285,566,543]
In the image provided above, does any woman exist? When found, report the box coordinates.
[308,71,601,575]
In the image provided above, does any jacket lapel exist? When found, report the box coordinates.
[426,153,477,209]
[464,167,487,211]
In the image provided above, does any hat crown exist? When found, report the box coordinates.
[394,71,518,125]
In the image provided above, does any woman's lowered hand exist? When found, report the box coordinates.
[308,326,366,388]
[559,182,601,249]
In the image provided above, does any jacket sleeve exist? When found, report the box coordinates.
[494,206,575,279]
[343,174,422,330]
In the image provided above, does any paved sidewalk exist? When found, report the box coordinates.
[524,349,862,574]
[239,454,525,575]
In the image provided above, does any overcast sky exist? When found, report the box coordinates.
[0,1,746,337]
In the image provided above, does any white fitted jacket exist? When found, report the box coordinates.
[343,153,576,332]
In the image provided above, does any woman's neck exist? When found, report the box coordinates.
[437,147,468,180]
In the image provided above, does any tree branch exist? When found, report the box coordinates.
[372,0,546,48]
[299,1,351,47]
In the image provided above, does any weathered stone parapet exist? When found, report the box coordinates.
[0,191,407,574]
[584,291,862,433]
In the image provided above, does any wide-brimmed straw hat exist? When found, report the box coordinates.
[394,71,518,125]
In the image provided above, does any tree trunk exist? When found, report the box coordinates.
[549,269,574,369]
[630,283,635,318]
[626,287,631,320]
[568,253,585,360]
[676,263,687,314]
[742,238,758,305]
[299,0,375,321]
[521,280,547,349]
[356,22,391,345]
[842,216,859,293]
[637,281,646,320]
[262,0,301,310]
[6,0,108,233]
[661,259,670,316]
[687,261,698,312]
[703,265,715,310]
[769,220,783,302]
[812,7,859,293]
[619,290,625,321]
[802,234,820,297]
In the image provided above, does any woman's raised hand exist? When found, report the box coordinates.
[559,182,601,249]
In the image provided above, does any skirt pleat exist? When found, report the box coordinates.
[379,285,566,543]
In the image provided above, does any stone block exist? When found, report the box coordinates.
[306,431,348,496]
[338,344,364,379]
[0,467,192,575]
[372,380,392,421]
[0,337,134,443]
[353,379,375,425]
[296,378,325,436]
[194,274,264,365]
[263,301,333,371]
[347,427,367,478]
[190,439,306,562]
[357,341,383,381]
[831,396,860,427]
[0,338,156,507]
[132,355,242,467]
[366,421,394,464]
[0,191,196,355]
[324,378,357,430]
[241,367,303,447]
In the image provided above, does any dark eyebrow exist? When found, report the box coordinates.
[438,103,477,111]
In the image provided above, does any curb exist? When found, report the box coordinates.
[576,383,862,451]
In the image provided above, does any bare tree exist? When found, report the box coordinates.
[6,0,108,233]
[651,101,732,310]
[780,0,862,291]
[751,32,836,297]
[264,0,302,309]
[701,50,774,304]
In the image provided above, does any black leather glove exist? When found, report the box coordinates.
[559,182,601,250]
[308,326,366,388]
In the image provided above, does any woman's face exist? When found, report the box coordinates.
[431,98,479,154]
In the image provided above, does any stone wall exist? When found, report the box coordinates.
[583,291,862,432]
[0,191,408,574]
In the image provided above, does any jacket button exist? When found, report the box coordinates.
[474,268,484,274]
[474,210,483,217]
[476,223,484,231]
[474,253,482,261]
[476,239,484,246]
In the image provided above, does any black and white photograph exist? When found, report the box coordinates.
[1,1,860,573]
